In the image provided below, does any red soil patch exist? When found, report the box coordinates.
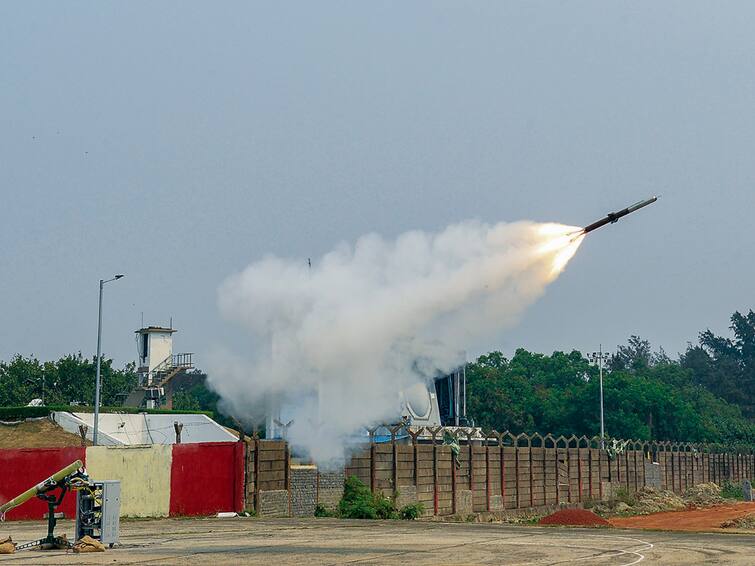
[610,501,755,532]
[539,509,612,527]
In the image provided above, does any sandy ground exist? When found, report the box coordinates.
[0,517,752,565]
[610,501,755,532]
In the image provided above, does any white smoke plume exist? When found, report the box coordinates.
[207,220,584,464]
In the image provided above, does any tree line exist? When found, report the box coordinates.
[0,353,137,408]
[466,310,755,445]
[1,310,754,445]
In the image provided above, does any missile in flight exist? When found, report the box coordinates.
[582,197,658,234]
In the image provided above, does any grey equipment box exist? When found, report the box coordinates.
[75,480,121,547]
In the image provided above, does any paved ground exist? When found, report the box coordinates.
[610,501,755,532]
[0,517,753,565]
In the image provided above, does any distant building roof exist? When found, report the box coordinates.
[135,326,177,334]
[52,411,236,446]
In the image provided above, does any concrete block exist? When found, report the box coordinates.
[317,469,345,511]
[259,489,289,517]
[455,490,473,515]
[489,495,503,511]
[290,465,317,517]
[644,461,662,489]
[396,485,417,508]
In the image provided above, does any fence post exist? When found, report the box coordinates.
[253,431,260,513]
[390,425,403,495]
[429,427,441,516]
[566,440,571,503]
[367,427,377,493]
[555,439,561,504]
[577,438,584,502]
[451,430,457,515]
[466,429,474,499]
[528,436,534,508]
[501,432,511,509]
[408,427,423,490]
[597,437,603,499]
[542,439,547,506]
[515,437,521,508]
[588,441,593,500]
[173,421,183,444]
[670,445,676,492]
[483,431,491,512]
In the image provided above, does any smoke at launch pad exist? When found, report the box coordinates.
[208,219,584,464]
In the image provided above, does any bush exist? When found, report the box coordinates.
[720,480,744,500]
[338,476,398,519]
[614,487,637,507]
[314,504,336,518]
[399,503,424,520]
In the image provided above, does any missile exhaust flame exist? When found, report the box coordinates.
[536,223,586,277]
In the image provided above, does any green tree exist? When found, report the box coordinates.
[682,310,755,418]
[0,353,137,407]
[466,339,755,444]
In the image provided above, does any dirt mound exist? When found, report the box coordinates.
[592,487,685,517]
[0,418,87,448]
[611,501,755,532]
[632,487,687,514]
[539,509,612,527]
[683,482,724,507]
[720,512,755,530]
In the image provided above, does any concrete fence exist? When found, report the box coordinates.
[0,442,244,520]
[340,430,755,516]
[245,430,754,518]
[1,432,752,520]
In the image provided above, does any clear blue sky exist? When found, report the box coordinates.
[1,2,753,368]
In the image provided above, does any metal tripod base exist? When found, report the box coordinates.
[16,536,71,551]
[16,492,71,551]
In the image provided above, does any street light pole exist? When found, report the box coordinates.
[93,274,124,446]
[598,344,605,448]
[589,345,610,450]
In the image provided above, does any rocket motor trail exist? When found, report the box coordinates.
[209,196,658,463]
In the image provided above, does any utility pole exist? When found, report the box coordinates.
[93,274,124,445]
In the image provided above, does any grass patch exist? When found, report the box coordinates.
[720,480,744,500]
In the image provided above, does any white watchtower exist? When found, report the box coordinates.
[128,325,193,408]
[136,326,177,384]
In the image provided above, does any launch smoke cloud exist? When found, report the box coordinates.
[208,220,584,464]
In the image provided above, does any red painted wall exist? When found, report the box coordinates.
[0,447,86,520]
[170,442,244,516]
